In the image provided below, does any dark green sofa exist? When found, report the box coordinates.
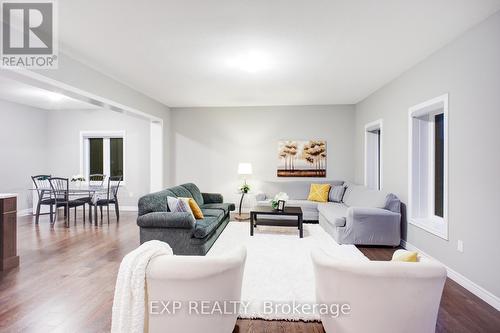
[137,183,235,255]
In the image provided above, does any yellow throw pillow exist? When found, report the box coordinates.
[307,184,331,202]
[391,249,418,262]
[180,197,204,219]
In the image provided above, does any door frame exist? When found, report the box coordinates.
[364,119,383,190]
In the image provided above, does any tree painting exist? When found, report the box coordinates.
[277,140,327,177]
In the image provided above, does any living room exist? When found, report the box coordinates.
[0,1,499,332]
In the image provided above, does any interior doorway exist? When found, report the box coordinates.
[364,119,383,190]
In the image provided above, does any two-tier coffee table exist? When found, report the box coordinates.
[250,206,303,238]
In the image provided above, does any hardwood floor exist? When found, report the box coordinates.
[0,214,499,332]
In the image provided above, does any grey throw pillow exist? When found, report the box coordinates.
[329,185,346,203]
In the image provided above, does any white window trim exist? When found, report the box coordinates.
[364,119,383,190]
[408,94,448,240]
[79,130,127,185]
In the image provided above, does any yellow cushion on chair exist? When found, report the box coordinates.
[180,197,204,219]
[391,249,419,262]
[307,184,331,202]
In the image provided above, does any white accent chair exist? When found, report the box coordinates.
[311,248,447,333]
[145,246,247,333]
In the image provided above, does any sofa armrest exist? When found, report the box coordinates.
[384,193,401,214]
[202,192,223,204]
[137,212,195,229]
[346,207,401,226]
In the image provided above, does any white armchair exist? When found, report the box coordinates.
[145,246,247,333]
[311,248,447,333]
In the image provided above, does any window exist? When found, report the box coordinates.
[110,138,124,178]
[364,119,383,190]
[434,113,444,217]
[89,138,104,175]
[408,94,448,239]
[81,131,125,182]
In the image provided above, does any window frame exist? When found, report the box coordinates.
[408,94,448,240]
[79,130,126,185]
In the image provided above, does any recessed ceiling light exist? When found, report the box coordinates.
[226,50,273,73]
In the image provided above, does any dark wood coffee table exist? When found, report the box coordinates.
[250,206,303,238]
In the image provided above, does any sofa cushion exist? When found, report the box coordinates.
[138,189,176,215]
[318,202,348,227]
[342,184,387,208]
[168,185,193,199]
[255,199,319,212]
[287,199,319,211]
[258,180,344,200]
[193,215,223,239]
[202,192,223,204]
[201,203,235,215]
[201,208,225,219]
[181,183,204,206]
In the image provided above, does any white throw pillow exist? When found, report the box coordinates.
[167,196,195,220]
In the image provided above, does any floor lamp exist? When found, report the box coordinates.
[235,162,252,221]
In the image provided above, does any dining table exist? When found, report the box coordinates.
[31,184,109,226]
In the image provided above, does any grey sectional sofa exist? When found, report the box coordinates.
[137,183,235,255]
[255,181,401,246]
[255,180,344,221]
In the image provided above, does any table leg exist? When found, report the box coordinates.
[299,214,303,238]
[250,213,254,236]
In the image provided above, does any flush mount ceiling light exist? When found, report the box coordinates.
[226,50,273,73]
[46,91,65,102]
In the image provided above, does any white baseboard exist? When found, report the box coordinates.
[17,208,33,217]
[401,239,500,311]
[119,205,138,212]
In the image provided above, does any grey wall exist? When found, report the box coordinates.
[354,12,500,298]
[170,105,355,206]
[0,100,49,211]
[47,109,152,207]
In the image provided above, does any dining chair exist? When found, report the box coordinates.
[79,174,106,223]
[92,175,122,224]
[31,175,55,224]
[49,177,87,227]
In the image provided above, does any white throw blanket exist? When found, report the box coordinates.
[111,240,173,333]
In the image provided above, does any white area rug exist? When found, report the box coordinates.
[208,222,368,321]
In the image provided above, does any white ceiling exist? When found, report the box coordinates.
[59,0,500,107]
[0,76,99,110]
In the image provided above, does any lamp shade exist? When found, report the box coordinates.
[237,163,253,175]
